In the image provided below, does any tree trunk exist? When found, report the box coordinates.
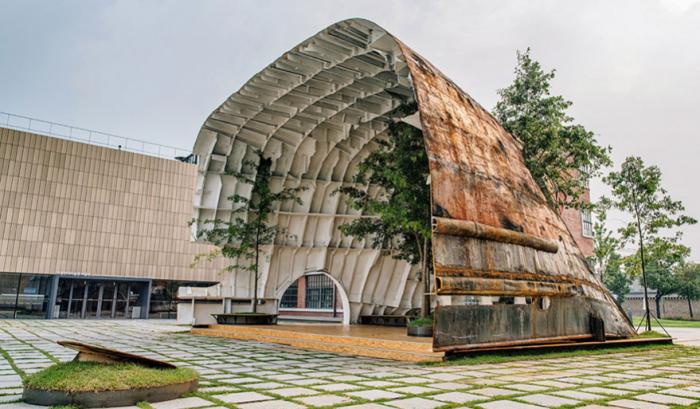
[688,294,694,319]
[655,294,662,319]
[253,222,260,313]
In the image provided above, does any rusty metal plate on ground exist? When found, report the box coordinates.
[58,340,176,369]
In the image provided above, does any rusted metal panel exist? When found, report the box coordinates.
[58,341,177,369]
[433,217,558,253]
[394,38,635,347]
[433,298,627,352]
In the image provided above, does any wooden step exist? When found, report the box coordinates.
[192,325,444,363]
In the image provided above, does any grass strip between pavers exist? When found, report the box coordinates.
[0,346,26,380]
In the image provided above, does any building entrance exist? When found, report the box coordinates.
[55,278,149,319]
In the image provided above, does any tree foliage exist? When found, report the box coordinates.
[335,118,432,316]
[605,156,696,320]
[605,156,696,246]
[603,253,631,301]
[493,48,611,210]
[676,262,700,318]
[592,200,630,300]
[592,199,621,278]
[625,238,690,317]
[192,152,305,310]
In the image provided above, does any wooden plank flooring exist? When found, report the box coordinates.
[192,324,444,362]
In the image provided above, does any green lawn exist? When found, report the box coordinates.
[633,316,700,328]
[24,362,198,393]
[426,342,680,366]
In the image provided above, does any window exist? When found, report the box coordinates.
[582,209,593,238]
[280,281,298,308]
[0,273,52,319]
[579,165,591,188]
[305,274,335,310]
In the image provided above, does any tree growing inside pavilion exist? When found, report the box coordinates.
[336,112,433,318]
[192,152,305,313]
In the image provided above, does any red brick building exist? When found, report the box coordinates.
[560,188,595,258]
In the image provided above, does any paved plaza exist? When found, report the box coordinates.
[2,321,700,408]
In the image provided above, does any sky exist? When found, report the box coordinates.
[1,0,699,257]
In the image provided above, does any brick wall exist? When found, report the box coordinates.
[296,276,306,309]
[560,188,594,258]
[623,296,700,320]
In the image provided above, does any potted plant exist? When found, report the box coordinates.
[407,315,433,337]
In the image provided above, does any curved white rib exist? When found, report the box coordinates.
[193,19,423,322]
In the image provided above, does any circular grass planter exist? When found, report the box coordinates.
[23,362,198,408]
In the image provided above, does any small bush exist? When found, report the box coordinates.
[408,315,433,328]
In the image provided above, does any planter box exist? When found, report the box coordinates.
[407,325,433,337]
[213,313,278,325]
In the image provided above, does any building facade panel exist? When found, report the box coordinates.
[0,127,226,318]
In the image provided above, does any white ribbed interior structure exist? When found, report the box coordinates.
[192,19,425,323]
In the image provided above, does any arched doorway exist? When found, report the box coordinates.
[277,271,351,325]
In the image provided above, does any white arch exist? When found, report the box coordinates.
[275,269,351,326]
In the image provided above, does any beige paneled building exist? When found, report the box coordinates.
[0,126,224,319]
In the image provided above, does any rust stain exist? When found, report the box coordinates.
[433,217,558,253]
[391,37,635,344]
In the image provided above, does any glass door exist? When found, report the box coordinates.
[99,282,116,319]
[65,281,86,318]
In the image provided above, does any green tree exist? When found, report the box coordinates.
[592,201,631,299]
[494,48,611,211]
[592,199,621,279]
[603,252,631,301]
[625,239,689,319]
[192,152,305,313]
[605,156,696,328]
[676,262,700,318]
[336,119,432,317]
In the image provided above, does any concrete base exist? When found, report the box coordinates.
[177,302,223,326]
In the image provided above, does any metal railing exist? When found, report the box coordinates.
[1,111,196,162]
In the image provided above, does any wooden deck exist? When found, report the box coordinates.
[192,324,444,362]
